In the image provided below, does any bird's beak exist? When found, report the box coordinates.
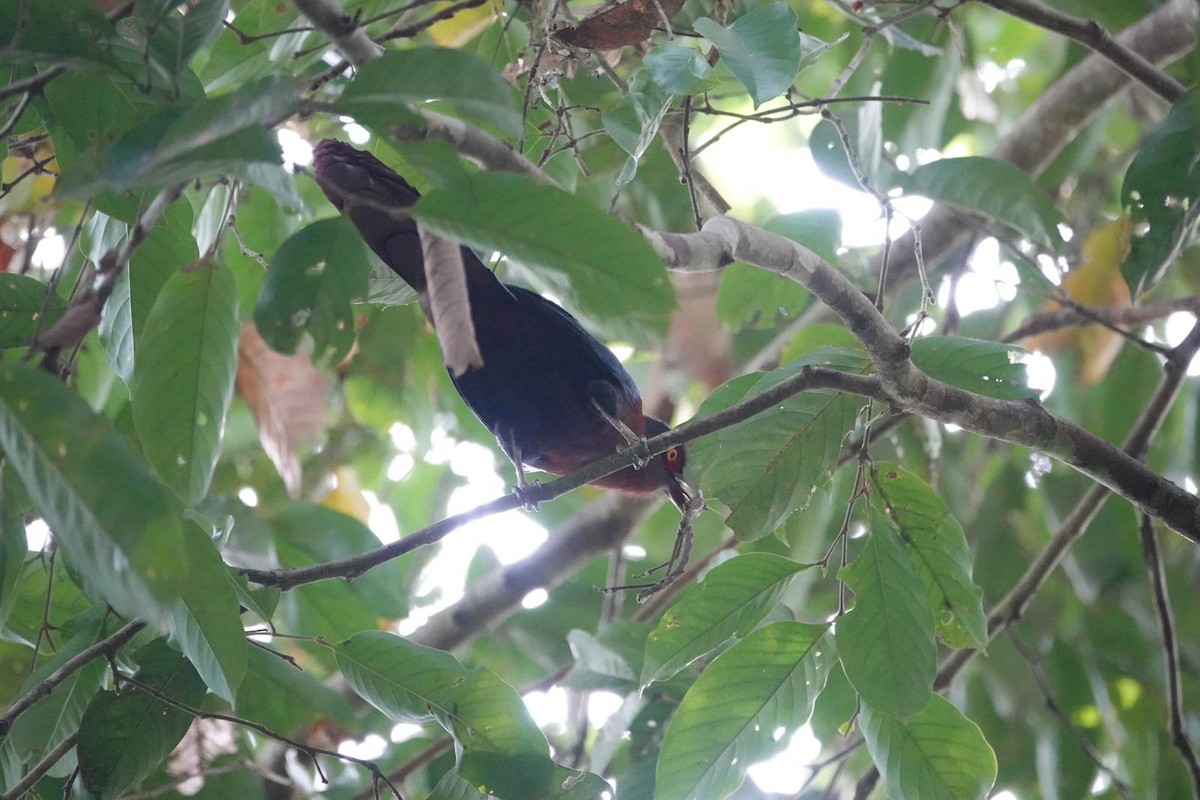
[665,472,695,512]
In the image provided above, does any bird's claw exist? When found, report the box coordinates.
[620,437,652,470]
[513,480,543,512]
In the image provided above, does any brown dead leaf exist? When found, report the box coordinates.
[555,0,686,50]
[236,322,327,496]
[418,224,483,377]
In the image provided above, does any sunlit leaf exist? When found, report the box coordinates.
[656,622,833,799]
[642,553,810,686]
[694,4,801,107]
[911,336,1036,401]
[861,695,997,800]
[837,506,936,717]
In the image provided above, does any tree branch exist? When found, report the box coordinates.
[291,0,383,65]
[646,216,1200,542]
[242,365,883,590]
[976,0,1186,102]
[0,620,145,737]
[879,0,1199,295]
[0,732,78,800]
[1139,513,1200,794]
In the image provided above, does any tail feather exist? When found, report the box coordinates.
[313,139,430,295]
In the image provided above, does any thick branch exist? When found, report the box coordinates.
[649,217,1200,542]
[977,0,1185,102]
[409,494,654,651]
[291,0,383,65]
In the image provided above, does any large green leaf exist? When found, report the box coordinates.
[861,695,997,800]
[1121,90,1200,296]
[910,336,1036,401]
[57,76,297,196]
[905,157,1065,250]
[689,348,868,540]
[656,622,833,799]
[132,260,240,505]
[77,639,207,800]
[335,631,604,799]
[0,274,68,349]
[871,465,987,650]
[167,522,246,704]
[837,507,936,717]
[254,217,370,365]
[6,614,108,770]
[0,0,125,72]
[336,48,520,137]
[602,70,674,186]
[412,171,674,340]
[642,553,810,687]
[644,44,718,95]
[98,200,198,383]
[0,363,186,624]
[694,4,802,108]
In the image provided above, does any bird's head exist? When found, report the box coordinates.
[644,417,693,511]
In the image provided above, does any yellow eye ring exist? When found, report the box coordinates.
[665,448,680,463]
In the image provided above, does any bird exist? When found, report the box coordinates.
[312,139,691,513]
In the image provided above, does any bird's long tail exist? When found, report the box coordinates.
[312,139,434,296]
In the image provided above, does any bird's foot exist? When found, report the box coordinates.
[513,480,543,512]
[620,437,652,470]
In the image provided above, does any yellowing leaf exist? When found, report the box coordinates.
[427,2,496,47]
[1025,215,1132,386]
[0,134,58,217]
[319,466,372,525]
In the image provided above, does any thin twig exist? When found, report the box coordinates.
[0,732,78,800]
[0,621,146,737]
[1139,513,1200,795]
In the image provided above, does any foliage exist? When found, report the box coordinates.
[0,0,1198,798]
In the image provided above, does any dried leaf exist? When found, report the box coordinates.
[556,0,686,50]
[236,322,326,496]
[418,224,483,377]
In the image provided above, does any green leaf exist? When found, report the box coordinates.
[57,76,297,196]
[656,622,833,799]
[236,645,356,734]
[412,171,674,340]
[132,260,240,505]
[688,348,868,540]
[715,211,838,330]
[1121,90,1200,295]
[0,509,26,630]
[0,274,68,349]
[0,363,186,624]
[910,336,1037,401]
[7,616,108,769]
[336,48,520,137]
[694,4,801,108]
[98,200,198,383]
[837,507,936,717]
[644,45,717,95]
[602,71,674,186]
[254,217,370,365]
[905,157,1065,250]
[336,631,593,799]
[167,522,246,704]
[861,695,998,800]
[871,465,987,650]
[77,639,207,800]
[0,0,125,72]
[642,553,810,687]
[562,623,649,692]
